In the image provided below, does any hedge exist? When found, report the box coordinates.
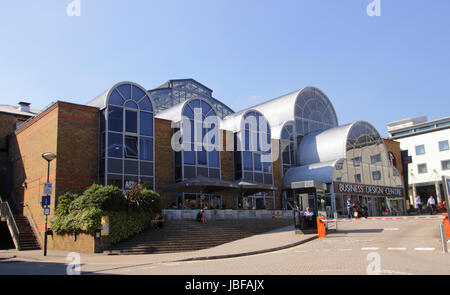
[50,184,162,244]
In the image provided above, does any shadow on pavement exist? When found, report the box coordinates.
[0,260,78,275]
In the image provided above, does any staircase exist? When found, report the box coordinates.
[104,218,293,255]
[0,199,40,251]
[13,215,41,251]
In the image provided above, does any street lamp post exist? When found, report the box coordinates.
[41,152,56,256]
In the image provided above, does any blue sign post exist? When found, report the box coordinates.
[41,195,51,207]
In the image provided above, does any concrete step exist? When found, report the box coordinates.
[104,218,293,254]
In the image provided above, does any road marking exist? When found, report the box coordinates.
[414,248,435,251]
[381,269,413,275]
[387,247,406,251]
[361,247,379,250]
[383,228,400,231]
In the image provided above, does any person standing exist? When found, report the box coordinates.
[346,197,353,218]
[427,196,436,215]
[415,195,423,215]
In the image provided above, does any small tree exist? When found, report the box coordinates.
[125,183,162,213]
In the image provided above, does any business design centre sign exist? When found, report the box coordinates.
[333,181,404,197]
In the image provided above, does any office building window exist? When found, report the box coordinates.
[352,157,362,167]
[418,163,427,174]
[442,160,450,171]
[372,171,381,181]
[439,140,449,152]
[415,145,425,155]
[370,153,381,164]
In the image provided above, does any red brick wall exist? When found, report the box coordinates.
[11,102,99,250]
[0,112,31,194]
[154,118,174,207]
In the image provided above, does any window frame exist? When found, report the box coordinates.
[417,163,428,174]
[415,144,425,155]
[441,159,450,171]
[439,140,449,152]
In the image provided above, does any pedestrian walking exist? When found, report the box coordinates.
[346,197,353,218]
[427,196,436,215]
[416,195,423,215]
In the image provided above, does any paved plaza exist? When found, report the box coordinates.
[0,217,449,275]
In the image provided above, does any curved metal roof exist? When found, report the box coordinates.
[154,100,187,123]
[298,122,354,166]
[298,121,381,166]
[221,109,269,134]
[284,121,385,188]
[226,87,338,139]
[283,160,339,188]
[155,97,220,124]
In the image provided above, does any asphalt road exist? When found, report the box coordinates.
[1,218,449,275]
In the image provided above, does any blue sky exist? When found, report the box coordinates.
[0,0,449,136]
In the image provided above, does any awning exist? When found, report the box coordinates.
[162,175,239,194]
[232,180,277,196]
[283,160,338,189]
[162,176,277,196]
[289,180,327,191]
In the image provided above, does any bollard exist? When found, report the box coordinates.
[443,213,450,238]
[440,224,448,253]
[317,216,326,238]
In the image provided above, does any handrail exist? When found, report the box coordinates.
[0,199,21,250]
[23,202,43,247]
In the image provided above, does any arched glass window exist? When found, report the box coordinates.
[295,88,338,137]
[235,111,273,185]
[234,111,274,209]
[280,122,295,175]
[102,82,154,191]
[332,121,403,188]
[177,99,220,181]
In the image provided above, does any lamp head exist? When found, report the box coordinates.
[41,152,56,162]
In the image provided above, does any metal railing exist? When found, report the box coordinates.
[0,199,20,250]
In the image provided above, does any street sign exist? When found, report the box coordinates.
[44,182,52,195]
[101,216,109,236]
[41,195,51,207]
[44,207,50,216]
[402,156,412,164]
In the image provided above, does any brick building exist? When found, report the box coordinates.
[0,102,39,200]
[2,79,406,251]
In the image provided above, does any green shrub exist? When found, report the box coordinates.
[55,192,78,216]
[107,211,153,244]
[124,183,163,213]
[51,184,162,244]
[141,188,163,213]
[69,184,127,212]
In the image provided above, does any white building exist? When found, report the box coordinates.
[387,116,450,206]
